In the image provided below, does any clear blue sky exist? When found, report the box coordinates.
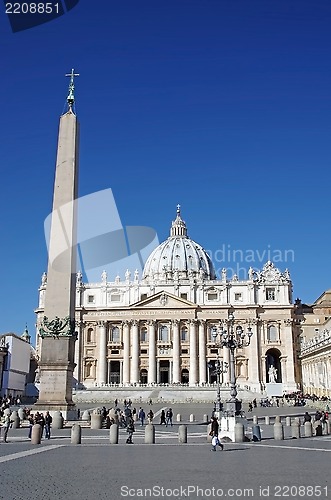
[1,0,330,345]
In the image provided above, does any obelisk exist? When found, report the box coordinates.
[36,69,79,419]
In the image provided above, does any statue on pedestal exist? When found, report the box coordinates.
[268,365,277,383]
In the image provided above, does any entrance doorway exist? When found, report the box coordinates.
[181,369,189,384]
[140,369,148,384]
[109,361,120,384]
[159,360,169,383]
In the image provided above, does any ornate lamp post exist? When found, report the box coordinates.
[208,358,228,415]
[212,313,253,416]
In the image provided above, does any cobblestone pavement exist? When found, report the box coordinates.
[0,416,330,500]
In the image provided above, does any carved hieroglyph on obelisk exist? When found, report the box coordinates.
[36,70,79,418]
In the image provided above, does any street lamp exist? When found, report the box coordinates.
[212,312,253,416]
[208,358,228,415]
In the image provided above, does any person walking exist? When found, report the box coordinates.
[126,418,135,444]
[2,413,11,443]
[147,409,154,424]
[210,416,219,436]
[138,407,146,426]
[165,408,173,427]
[160,409,166,425]
[44,411,52,439]
[27,413,34,439]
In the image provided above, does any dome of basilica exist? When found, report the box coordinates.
[143,206,216,281]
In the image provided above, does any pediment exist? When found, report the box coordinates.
[131,291,197,309]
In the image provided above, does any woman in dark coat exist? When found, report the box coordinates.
[160,409,166,425]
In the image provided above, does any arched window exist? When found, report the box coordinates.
[159,325,169,342]
[86,328,93,343]
[111,326,120,342]
[140,327,148,342]
[267,325,277,342]
[181,327,188,342]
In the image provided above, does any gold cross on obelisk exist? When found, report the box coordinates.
[65,68,80,109]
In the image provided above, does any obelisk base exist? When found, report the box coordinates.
[36,336,77,420]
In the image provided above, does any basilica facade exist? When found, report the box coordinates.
[36,207,300,394]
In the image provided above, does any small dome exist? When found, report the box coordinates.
[143,206,216,281]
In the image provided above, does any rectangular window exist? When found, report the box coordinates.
[110,294,121,302]
[234,293,242,301]
[88,295,95,304]
[266,288,276,301]
[141,294,148,301]
[181,349,188,354]
[111,350,119,355]
[208,293,218,301]
[180,293,188,300]
[141,349,148,354]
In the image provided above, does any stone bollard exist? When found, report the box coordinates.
[189,414,195,423]
[327,420,331,435]
[71,424,81,444]
[275,415,281,424]
[265,416,270,425]
[304,421,313,437]
[109,424,119,444]
[10,411,20,429]
[178,425,187,444]
[207,423,212,443]
[252,424,261,441]
[291,420,300,439]
[286,416,291,427]
[81,410,91,422]
[52,411,64,429]
[203,414,209,423]
[90,413,102,430]
[31,424,42,445]
[176,414,181,422]
[234,422,245,442]
[252,415,258,425]
[273,422,284,440]
[145,424,155,444]
[18,408,25,421]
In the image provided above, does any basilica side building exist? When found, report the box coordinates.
[35,207,300,395]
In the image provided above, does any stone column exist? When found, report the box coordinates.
[74,320,84,384]
[119,360,123,384]
[172,320,180,383]
[198,320,206,385]
[189,319,198,386]
[97,321,107,385]
[130,320,139,383]
[122,320,130,385]
[148,321,156,384]
[282,319,296,390]
[156,359,160,384]
[261,355,267,385]
[280,357,287,384]
[247,319,260,390]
